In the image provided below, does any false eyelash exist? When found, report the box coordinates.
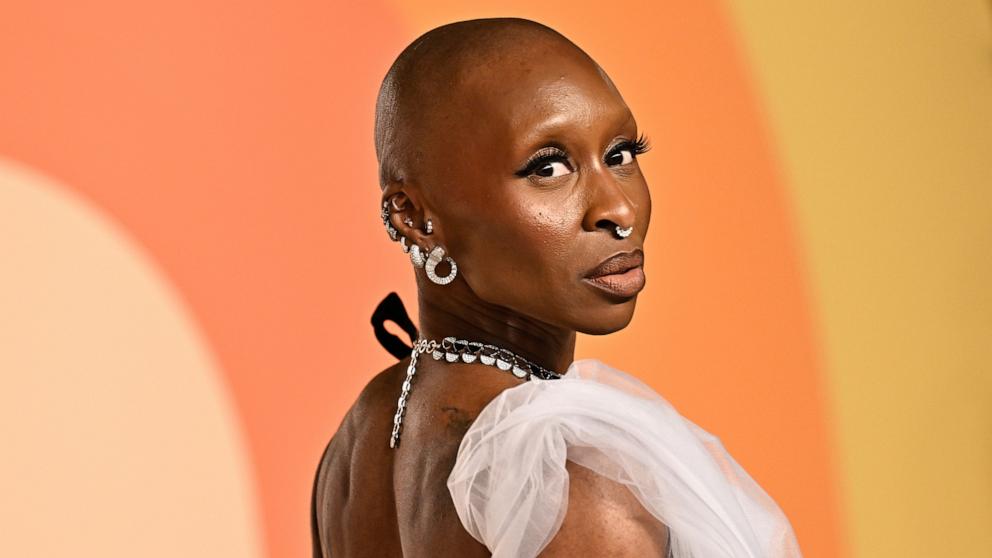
[612,133,651,158]
[515,147,569,177]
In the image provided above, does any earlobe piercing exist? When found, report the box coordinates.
[383,203,455,280]
[615,225,633,239]
[409,244,426,268]
[425,245,457,285]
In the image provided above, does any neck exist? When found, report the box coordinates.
[417,284,576,373]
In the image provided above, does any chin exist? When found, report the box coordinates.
[574,298,638,335]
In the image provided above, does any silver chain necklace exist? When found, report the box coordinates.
[389,336,564,448]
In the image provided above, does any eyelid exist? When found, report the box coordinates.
[605,133,651,160]
[515,146,569,177]
[515,133,651,176]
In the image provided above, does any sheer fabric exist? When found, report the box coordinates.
[447,358,803,557]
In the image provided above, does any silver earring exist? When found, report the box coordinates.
[615,225,633,239]
[409,244,426,268]
[400,236,410,253]
[381,200,399,241]
[425,245,457,285]
[403,217,414,227]
[424,218,433,234]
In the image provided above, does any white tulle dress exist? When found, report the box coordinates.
[446,358,803,557]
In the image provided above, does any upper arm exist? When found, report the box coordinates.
[539,460,670,557]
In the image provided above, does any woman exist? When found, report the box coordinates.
[312,17,802,557]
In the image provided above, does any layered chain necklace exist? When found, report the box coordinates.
[389,336,564,448]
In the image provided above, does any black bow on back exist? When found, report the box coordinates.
[370,292,419,359]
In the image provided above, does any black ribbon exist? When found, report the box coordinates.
[371,292,419,359]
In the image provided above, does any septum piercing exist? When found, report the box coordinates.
[615,225,633,239]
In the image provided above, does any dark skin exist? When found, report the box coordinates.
[313,18,667,557]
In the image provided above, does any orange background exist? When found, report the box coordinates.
[3,2,989,557]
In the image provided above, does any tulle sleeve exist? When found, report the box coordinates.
[446,358,803,558]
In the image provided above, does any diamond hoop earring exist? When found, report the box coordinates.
[425,245,457,285]
[615,225,633,239]
[409,244,426,268]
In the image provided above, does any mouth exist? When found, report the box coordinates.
[582,249,646,299]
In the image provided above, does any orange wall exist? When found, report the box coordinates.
[20,1,979,557]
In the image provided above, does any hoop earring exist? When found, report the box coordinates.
[409,244,426,268]
[425,245,457,285]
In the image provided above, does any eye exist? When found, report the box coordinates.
[606,148,634,166]
[534,160,572,178]
[605,134,651,167]
[515,147,573,179]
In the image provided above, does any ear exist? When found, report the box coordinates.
[381,181,435,250]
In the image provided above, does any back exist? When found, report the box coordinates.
[311,355,673,557]
[310,360,402,557]
[311,356,511,557]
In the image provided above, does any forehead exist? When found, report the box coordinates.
[454,45,631,144]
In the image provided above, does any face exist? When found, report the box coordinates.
[411,40,651,335]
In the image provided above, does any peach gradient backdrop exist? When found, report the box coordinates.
[2,2,989,557]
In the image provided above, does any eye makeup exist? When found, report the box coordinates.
[514,146,570,177]
[605,133,651,161]
[514,133,651,178]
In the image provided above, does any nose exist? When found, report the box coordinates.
[581,168,637,236]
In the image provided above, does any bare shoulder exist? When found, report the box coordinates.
[539,460,670,557]
[319,361,403,463]
[312,360,408,558]
[318,358,407,479]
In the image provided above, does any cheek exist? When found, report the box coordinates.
[454,193,581,301]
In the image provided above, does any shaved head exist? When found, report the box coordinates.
[373,17,648,338]
[374,18,600,188]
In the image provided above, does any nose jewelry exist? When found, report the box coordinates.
[615,225,633,239]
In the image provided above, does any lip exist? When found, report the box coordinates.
[583,249,646,299]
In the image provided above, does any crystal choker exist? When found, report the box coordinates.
[389,336,563,448]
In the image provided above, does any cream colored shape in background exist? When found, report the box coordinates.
[726,2,992,557]
[0,159,264,557]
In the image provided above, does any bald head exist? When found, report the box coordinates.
[374,18,598,188]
